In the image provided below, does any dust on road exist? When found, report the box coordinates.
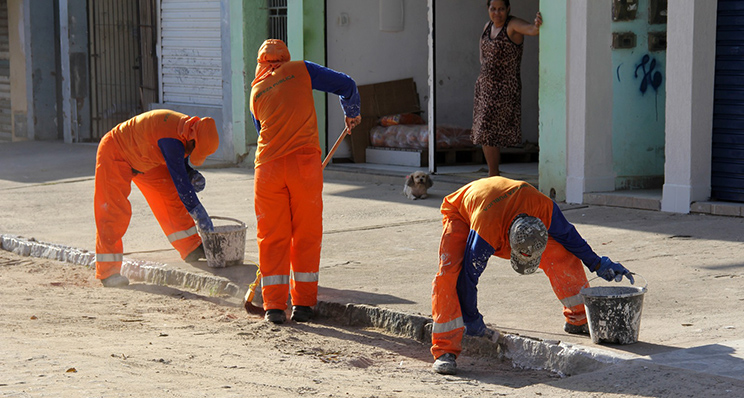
[0,250,556,397]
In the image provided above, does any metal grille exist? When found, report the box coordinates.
[268,0,288,43]
[0,0,10,141]
[88,0,143,140]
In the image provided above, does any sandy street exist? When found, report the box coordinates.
[0,250,557,397]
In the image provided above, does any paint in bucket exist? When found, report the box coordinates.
[200,216,248,268]
[580,274,647,345]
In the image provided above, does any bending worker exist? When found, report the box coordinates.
[94,109,219,287]
[249,39,361,325]
[430,176,634,375]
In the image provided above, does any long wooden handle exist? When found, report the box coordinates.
[322,127,351,169]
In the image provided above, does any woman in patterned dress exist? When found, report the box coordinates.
[472,0,542,176]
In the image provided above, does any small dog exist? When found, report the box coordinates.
[403,171,433,200]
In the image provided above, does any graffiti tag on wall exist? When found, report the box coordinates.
[634,54,663,95]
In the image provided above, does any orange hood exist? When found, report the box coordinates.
[252,39,291,87]
[180,116,219,166]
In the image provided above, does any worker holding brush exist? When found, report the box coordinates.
[248,39,361,325]
[430,176,634,375]
[93,109,220,287]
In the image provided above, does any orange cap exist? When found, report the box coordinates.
[189,117,219,166]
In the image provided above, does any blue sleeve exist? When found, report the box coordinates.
[304,61,361,118]
[548,202,601,270]
[456,230,496,325]
[158,138,201,213]
[250,111,262,137]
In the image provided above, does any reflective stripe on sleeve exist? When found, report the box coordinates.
[560,293,585,309]
[261,274,290,286]
[167,226,198,243]
[96,253,123,262]
[291,271,319,283]
[432,317,464,334]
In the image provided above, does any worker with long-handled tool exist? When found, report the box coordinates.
[430,176,634,375]
[94,109,219,287]
[248,39,361,324]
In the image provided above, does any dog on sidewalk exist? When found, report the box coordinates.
[403,171,433,200]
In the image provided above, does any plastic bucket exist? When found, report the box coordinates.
[200,216,248,268]
[580,274,647,345]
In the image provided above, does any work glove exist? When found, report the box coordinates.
[464,316,487,337]
[594,256,634,284]
[189,204,214,232]
[188,170,206,192]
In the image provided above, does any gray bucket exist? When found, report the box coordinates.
[580,274,647,345]
[200,216,248,268]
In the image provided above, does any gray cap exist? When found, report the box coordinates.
[509,214,548,275]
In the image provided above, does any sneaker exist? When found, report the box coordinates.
[184,244,205,264]
[290,305,314,322]
[564,322,590,335]
[101,274,129,288]
[265,309,286,324]
[432,353,457,375]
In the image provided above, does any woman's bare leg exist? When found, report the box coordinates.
[482,145,501,177]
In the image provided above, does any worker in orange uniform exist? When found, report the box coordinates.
[94,109,219,287]
[249,39,361,324]
[430,176,634,375]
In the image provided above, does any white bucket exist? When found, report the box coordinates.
[580,274,647,345]
[200,216,247,268]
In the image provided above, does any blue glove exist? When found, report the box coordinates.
[188,170,206,192]
[464,316,487,337]
[189,204,214,232]
[594,256,634,284]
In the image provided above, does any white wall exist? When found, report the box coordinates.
[326,0,429,158]
[661,1,717,213]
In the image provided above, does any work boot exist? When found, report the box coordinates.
[432,353,457,375]
[101,274,129,288]
[564,322,590,335]
[265,309,286,325]
[290,305,314,322]
[184,244,205,264]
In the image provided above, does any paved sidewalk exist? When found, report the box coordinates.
[2,140,744,388]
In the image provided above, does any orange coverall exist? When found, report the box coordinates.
[431,177,601,359]
[249,40,360,311]
[94,109,218,280]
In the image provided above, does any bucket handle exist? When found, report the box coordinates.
[583,272,647,290]
[208,216,247,230]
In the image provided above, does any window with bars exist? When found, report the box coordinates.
[268,0,288,44]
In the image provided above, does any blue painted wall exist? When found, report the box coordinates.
[611,0,667,189]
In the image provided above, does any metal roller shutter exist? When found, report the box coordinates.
[160,0,222,106]
[712,0,744,202]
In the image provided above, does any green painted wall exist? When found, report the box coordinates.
[611,0,667,189]
[537,0,567,200]
[242,0,269,155]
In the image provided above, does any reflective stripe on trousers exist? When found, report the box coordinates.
[96,253,123,263]
[432,317,464,334]
[167,226,198,243]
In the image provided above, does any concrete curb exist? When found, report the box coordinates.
[1,233,630,376]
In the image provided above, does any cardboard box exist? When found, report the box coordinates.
[351,78,421,163]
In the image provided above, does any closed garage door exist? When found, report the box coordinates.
[160,0,222,106]
[712,0,744,202]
